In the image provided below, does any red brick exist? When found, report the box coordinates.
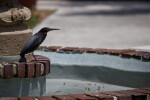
[107,49,121,55]
[95,48,123,54]
[53,95,77,100]
[47,46,62,51]
[60,47,79,51]
[78,48,96,53]
[138,52,150,60]
[120,50,137,58]
[138,52,150,56]
[109,49,132,55]
[132,52,144,59]
[95,48,110,54]
[117,90,147,100]
[39,61,50,75]
[1,97,18,100]
[70,94,95,100]
[130,89,150,94]
[4,64,13,79]
[86,49,97,53]
[86,93,113,100]
[123,51,146,59]
[36,96,56,100]
[142,87,150,91]
[34,55,50,61]
[25,63,35,78]
[101,91,132,100]
[32,56,50,75]
[17,63,26,78]
[120,50,150,60]
[77,48,91,51]
[35,63,42,77]
[19,97,35,100]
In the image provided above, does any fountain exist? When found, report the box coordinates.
[0,0,150,99]
[0,0,50,97]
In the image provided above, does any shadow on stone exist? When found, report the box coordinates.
[0,76,46,97]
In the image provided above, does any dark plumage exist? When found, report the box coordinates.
[19,27,59,62]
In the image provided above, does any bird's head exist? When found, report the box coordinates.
[39,27,60,33]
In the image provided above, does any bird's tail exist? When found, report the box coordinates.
[19,55,27,62]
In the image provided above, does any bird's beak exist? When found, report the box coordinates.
[50,28,60,31]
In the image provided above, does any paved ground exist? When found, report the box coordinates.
[33,1,150,50]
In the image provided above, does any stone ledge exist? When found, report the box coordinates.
[1,87,150,100]
[0,55,50,79]
[0,29,32,56]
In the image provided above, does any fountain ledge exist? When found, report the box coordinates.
[0,55,50,79]
[37,46,150,61]
[1,87,150,100]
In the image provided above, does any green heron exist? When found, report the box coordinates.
[19,27,59,62]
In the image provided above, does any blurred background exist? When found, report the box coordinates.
[19,0,150,49]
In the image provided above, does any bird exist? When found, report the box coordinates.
[19,27,60,62]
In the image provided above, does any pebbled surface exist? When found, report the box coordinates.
[34,1,150,49]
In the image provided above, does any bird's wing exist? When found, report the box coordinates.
[20,34,41,56]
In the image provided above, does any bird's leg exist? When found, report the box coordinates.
[32,53,38,63]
